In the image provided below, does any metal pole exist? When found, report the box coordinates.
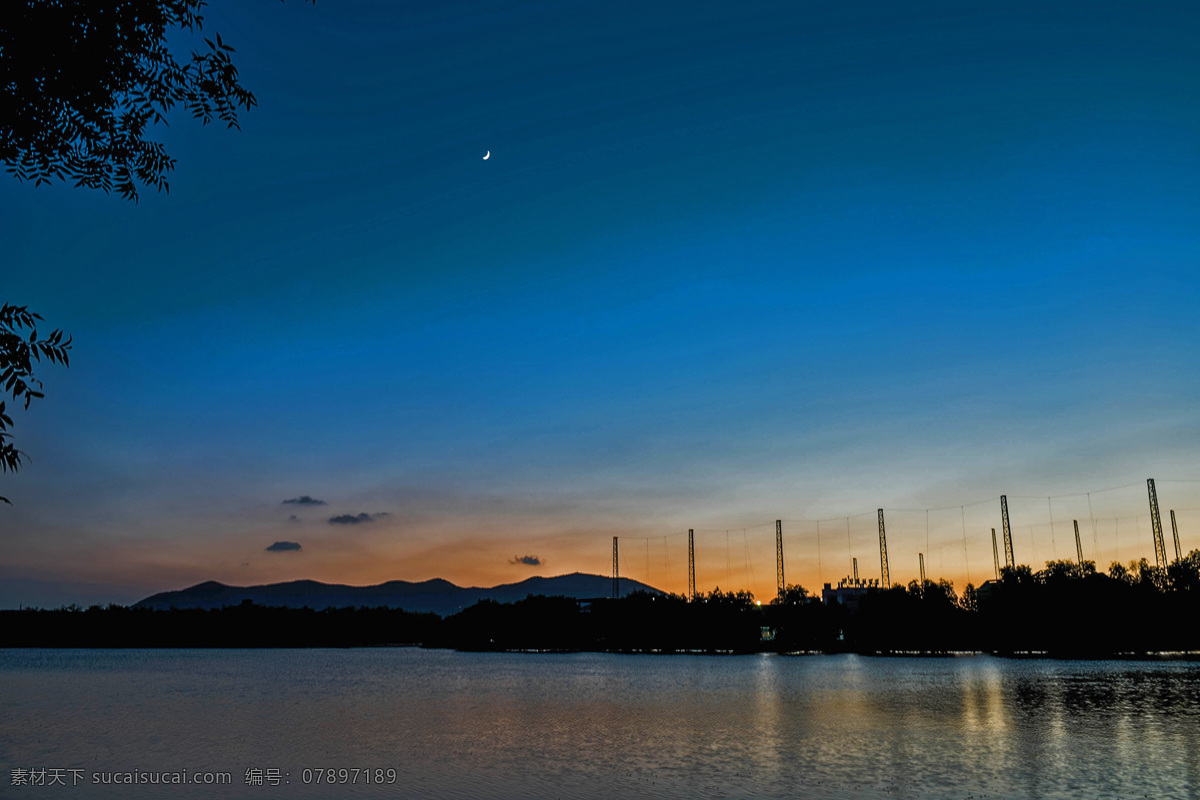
[1148,479,1167,568]
[1074,520,1083,567]
[877,509,890,588]
[612,536,619,599]
[919,552,926,585]
[776,519,785,598]
[688,529,696,601]
[991,528,1000,579]
[1171,509,1181,562]
[1001,495,1014,568]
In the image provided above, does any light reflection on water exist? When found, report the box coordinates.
[1,649,1198,799]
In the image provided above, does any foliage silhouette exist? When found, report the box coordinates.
[1,602,438,647]
[0,304,71,504]
[1166,550,1200,593]
[959,582,978,612]
[999,564,1035,585]
[1,0,312,201]
[770,583,811,605]
[978,554,1200,655]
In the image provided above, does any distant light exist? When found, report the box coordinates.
[755,600,762,606]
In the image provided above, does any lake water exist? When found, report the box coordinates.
[1,649,1198,799]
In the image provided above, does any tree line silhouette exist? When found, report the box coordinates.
[5,552,1199,655]
[1,601,439,648]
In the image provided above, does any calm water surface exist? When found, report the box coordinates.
[1,649,1198,799]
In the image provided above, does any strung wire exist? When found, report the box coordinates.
[960,506,971,585]
[926,510,931,575]
[816,519,823,587]
[674,479,1196,542]
[1136,516,1143,564]
[1048,497,1057,560]
[1011,481,1143,499]
[725,530,731,589]
[662,537,672,586]
[640,478,1197,590]
[890,495,999,513]
[618,531,688,541]
[742,529,756,595]
[1114,518,1120,564]
[1087,492,1099,561]
[845,517,852,569]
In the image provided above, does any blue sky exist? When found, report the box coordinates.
[2,0,1198,605]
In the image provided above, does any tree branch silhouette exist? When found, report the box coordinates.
[0,304,72,505]
[1,0,312,202]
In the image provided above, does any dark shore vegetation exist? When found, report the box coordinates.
[1,602,440,648]
[5,552,1199,656]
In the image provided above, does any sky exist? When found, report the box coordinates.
[2,0,1199,607]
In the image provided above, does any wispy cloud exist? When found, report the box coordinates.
[266,541,302,552]
[328,512,384,525]
[282,496,326,506]
[510,554,542,566]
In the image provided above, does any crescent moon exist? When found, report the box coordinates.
[482,151,490,160]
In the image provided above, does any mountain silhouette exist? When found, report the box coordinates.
[133,572,659,617]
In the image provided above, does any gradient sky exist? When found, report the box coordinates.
[2,0,1199,607]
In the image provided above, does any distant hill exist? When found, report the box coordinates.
[133,572,661,617]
